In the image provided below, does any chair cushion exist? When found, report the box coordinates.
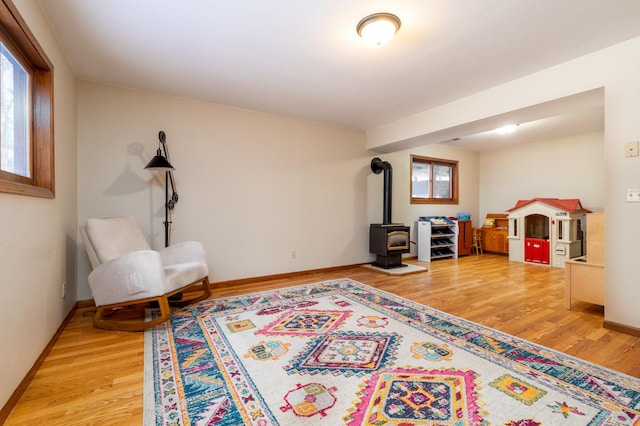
[86,216,151,264]
[80,225,102,270]
[165,262,208,292]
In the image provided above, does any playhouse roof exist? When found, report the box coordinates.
[506,198,592,213]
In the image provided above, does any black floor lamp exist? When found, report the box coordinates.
[145,131,178,247]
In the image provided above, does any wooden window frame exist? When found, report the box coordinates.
[0,0,54,198]
[410,154,459,205]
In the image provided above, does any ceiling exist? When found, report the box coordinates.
[36,1,640,150]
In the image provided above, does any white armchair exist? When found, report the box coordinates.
[80,216,211,331]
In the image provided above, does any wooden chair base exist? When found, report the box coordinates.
[471,228,484,256]
[471,241,483,255]
[92,276,211,332]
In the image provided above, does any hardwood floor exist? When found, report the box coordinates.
[5,254,640,425]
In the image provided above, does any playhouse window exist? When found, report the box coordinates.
[525,214,549,239]
[557,220,565,241]
[576,218,584,242]
[509,218,518,239]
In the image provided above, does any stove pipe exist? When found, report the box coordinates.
[371,157,392,225]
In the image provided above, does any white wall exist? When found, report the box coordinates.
[479,132,604,215]
[77,82,371,299]
[1,4,633,410]
[0,0,77,409]
[365,132,602,258]
[368,36,640,331]
[367,144,480,251]
[76,80,608,300]
[76,82,484,297]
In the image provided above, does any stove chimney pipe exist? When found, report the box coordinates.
[371,157,392,225]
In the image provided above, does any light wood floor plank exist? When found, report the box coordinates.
[5,254,640,425]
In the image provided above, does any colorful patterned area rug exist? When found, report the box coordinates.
[143,278,640,425]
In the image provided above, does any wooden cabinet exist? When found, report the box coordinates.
[481,213,509,254]
[565,261,604,308]
[456,220,472,256]
[483,230,508,253]
[585,212,604,266]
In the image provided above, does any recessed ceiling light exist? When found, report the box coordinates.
[495,124,519,134]
[356,13,401,46]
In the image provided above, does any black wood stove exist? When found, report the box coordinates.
[369,157,410,268]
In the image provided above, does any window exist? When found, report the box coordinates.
[557,220,565,241]
[509,217,519,239]
[1,42,30,178]
[410,155,458,204]
[0,0,54,198]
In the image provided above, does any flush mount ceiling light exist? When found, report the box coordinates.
[357,13,401,46]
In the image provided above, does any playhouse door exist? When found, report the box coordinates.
[525,238,550,264]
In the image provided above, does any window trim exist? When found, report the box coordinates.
[410,154,459,204]
[0,0,54,198]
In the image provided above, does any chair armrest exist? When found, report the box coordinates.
[159,241,208,271]
[88,250,167,306]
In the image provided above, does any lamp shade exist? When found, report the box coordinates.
[144,148,175,171]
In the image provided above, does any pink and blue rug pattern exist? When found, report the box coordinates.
[144,278,640,425]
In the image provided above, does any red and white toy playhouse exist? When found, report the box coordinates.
[506,198,591,268]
